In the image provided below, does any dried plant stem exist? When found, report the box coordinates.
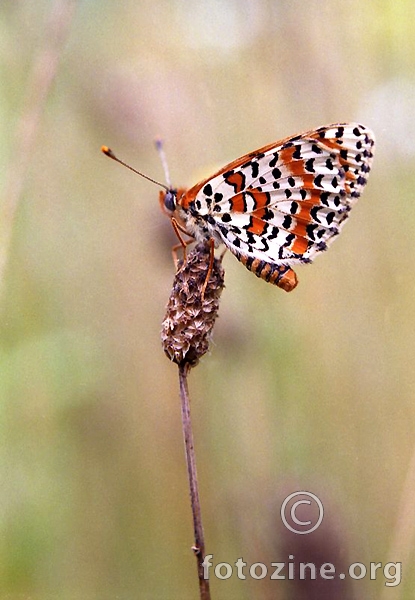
[0,0,77,298]
[178,363,211,600]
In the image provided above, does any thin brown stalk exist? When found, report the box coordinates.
[178,362,211,600]
[0,0,77,298]
[161,243,224,598]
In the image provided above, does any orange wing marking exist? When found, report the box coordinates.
[229,193,246,212]
[291,235,309,255]
[247,215,268,236]
[224,171,245,193]
[247,188,270,210]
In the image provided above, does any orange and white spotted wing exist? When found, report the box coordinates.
[175,123,375,291]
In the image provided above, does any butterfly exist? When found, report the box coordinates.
[158,123,375,292]
[104,123,375,292]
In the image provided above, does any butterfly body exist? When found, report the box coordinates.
[161,123,375,291]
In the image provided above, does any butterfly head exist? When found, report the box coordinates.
[162,189,177,214]
[159,188,188,217]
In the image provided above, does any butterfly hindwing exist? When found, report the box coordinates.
[178,123,375,290]
[189,124,373,259]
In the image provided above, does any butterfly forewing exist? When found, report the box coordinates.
[177,123,375,290]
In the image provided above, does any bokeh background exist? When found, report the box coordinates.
[1,1,415,598]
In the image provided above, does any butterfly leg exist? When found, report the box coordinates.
[170,217,194,267]
[200,238,215,301]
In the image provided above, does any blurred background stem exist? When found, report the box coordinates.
[0,0,77,300]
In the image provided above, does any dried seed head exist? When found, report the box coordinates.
[161,243,225,368]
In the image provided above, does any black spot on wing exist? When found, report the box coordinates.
[282,215,293,229]
[320,191,330,206]
[311,143,323,154]
[269,226,280,240]
[305,158,315,172]
[293,145,302,159]
[269,152,279,168]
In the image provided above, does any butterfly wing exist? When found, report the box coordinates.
[180,123,375,290]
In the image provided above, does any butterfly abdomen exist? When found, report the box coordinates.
[235,253,298,292]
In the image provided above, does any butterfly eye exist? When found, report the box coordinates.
[164,190,176,213]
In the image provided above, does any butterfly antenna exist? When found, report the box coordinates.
[101,146,169,191]
[155,138,172,189]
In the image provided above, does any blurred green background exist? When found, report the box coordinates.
[1,1,415,598]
